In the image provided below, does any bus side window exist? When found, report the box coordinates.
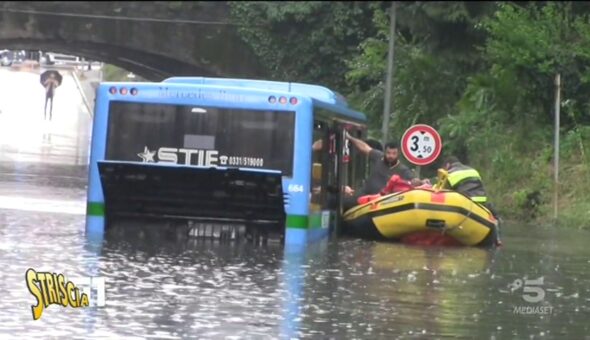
[310,120,327,212]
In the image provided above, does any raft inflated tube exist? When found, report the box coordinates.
[342,188,498,247]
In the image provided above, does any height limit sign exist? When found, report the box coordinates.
[401,124,442,166]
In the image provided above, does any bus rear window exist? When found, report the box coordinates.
[105,101,295,176]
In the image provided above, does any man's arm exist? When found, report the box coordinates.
[398,165,416,181]
[312,139,323,152]
[398,166,424,186]
[346,131,372,156]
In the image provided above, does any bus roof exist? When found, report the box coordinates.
[162,77,364,120]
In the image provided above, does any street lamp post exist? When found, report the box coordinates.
[381,2,397,147]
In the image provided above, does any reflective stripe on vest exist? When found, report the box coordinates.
[447,169,481,187]
[471,196,487,203]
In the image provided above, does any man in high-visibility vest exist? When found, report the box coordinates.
[442,155,502,219]
[442,156,488,204]
[442,155,502,246]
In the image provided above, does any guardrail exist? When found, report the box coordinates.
[72,70,94,117]
[47,60,103,68]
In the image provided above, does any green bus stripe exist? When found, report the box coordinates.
[85,208,312,228]
[286,215,308,229]
[87,202,105,216]
[308,214,323,229]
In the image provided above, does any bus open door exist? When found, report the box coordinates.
[333,123,366,237]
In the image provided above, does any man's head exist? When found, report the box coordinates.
[442,156,460,169]
[383,141,399,165]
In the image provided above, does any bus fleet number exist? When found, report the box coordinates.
[288,184,304,193]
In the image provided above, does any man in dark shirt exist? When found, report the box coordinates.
[342,132,426,210]
[347,132,421,193]
[363,143,417,194]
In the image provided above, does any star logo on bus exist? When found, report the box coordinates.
[137,146,156,163]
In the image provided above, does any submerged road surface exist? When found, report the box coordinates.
[0,69,589,339]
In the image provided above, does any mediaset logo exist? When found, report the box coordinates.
[509,276,554,315]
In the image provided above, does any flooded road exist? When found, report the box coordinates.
[1,178,589,339]
[1,69,589,339]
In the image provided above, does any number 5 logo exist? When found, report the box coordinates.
[522,277,545,303]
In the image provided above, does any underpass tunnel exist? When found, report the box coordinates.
[0,39,218,81]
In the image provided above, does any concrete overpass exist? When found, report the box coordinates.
[0,1,266,80]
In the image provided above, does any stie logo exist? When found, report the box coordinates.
[137,146,219,166]
[26,268,105,320]
[137,146,264,168]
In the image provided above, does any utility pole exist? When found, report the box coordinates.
[553,73,561,219]
[381,1,397,147]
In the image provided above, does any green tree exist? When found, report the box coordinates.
[438,2,590,219]
[346,2,498,143]
[440,2,590,157]
[229,1,386,91]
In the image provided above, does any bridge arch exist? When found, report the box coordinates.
[0,2,265,80]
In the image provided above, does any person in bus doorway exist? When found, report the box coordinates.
[312,137,386,198]
[342,131,428,210]
[311,138,351,209]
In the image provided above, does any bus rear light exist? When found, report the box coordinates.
[289,97,298,105]
[130,88,138,96]
[279,96,287,104]
[268,96,276,104]
[109,86,117,94]
[120,87,128,95]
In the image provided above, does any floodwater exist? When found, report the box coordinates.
[1,68,589,339]
[1,166,589,339]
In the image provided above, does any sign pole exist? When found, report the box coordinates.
[381,2,396,147]
[553,73,561,220]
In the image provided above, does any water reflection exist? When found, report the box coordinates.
[97,226,289,339]
[368,244,495,338]
[286,239,496,339]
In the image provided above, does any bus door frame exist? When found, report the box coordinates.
[330,121,349,236]
[332,121,366,236]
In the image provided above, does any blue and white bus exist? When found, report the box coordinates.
[86,77,368,245]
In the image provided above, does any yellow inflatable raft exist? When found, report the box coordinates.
[342,188,500,247]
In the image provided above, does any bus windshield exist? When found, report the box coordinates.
[105,101,295,176]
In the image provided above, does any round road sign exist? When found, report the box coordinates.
[401,124,442,166]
